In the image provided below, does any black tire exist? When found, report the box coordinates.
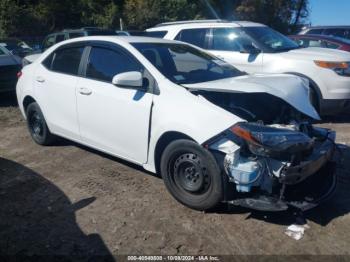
[26,102,56,146]
[160,139,223,211]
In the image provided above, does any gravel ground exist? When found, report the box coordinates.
[1,93,350,258]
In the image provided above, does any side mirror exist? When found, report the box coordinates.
[112,71,146,91]
[240,44,261,54]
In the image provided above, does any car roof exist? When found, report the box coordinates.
[57,36,183,45]
[147,20,265,31]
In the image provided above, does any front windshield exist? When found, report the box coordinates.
[243,27,299,52]
[132,42,244,84]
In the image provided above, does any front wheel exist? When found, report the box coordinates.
[160,139,223,211]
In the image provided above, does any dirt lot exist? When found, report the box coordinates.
[1,93,350,258]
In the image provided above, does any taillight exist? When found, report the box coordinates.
[17,71,22,78]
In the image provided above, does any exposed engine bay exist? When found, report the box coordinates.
[194,91,311,124]
[200,91,337,212]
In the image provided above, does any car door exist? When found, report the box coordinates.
[76,43,153,164]
[34,43,85,140]
[207,27,263,74]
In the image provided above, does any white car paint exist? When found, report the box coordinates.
[147,21,350,114]
[22,53,41,65]
[16,36,317,174]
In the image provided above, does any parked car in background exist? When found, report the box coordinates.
[0,45,22,93]
[23,27,118,65]
[17,36,336,212]
[289,34,350,52]
[299,26,350,40]
[0,38,34,58]
[147,20,350,115]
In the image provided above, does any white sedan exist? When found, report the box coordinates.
[16,36,337,212]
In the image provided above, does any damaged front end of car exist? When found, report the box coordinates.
[206,121,337,212]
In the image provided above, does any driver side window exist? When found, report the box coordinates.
[211,28,253,52]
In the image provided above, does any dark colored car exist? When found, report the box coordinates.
[0,38,34,58]
[0,45,21,93]
[299,26,350,40]
[290,34,350,52]
[41,27,118,51]
[23,27,120,66]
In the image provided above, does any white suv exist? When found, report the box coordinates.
[147,20,350,115]
[17,36,336,212]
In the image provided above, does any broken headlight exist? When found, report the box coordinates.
[230,122,313,157]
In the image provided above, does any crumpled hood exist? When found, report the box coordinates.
[280,47,350,61]
[183,74,320,120]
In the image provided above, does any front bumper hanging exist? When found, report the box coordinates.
[229,131,338,212]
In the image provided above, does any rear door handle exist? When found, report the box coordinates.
[36,76,45,83]
[78,87,92,96]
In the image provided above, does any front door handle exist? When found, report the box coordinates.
[36,76,45,83]
[78,87,92,96]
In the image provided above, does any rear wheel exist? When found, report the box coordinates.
[160,139,223,211]
[26,102,56,145]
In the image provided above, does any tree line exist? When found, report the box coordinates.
[0,0,309,38]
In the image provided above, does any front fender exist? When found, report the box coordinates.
[142,83,241,173]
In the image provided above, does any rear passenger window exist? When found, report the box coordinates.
[86,47,141,82]
[175,29,208,48]
[51,47,84,75]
